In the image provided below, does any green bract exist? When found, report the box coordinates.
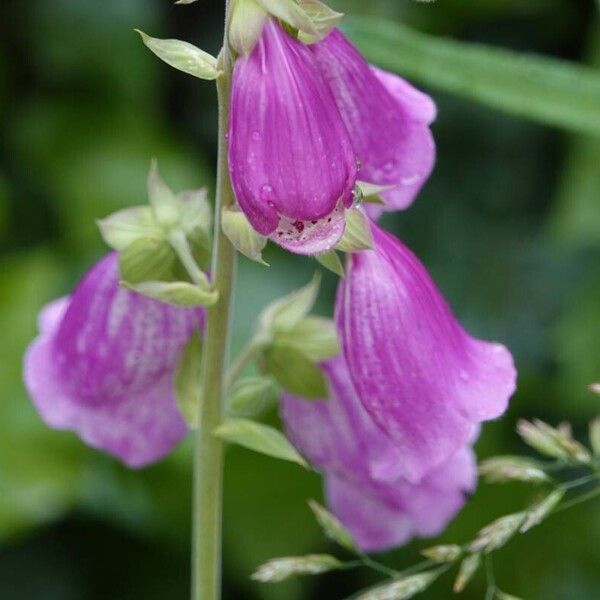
[221,207,268,265]
[136,30,221,80]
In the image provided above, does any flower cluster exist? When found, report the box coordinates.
[22,6,517,557]
[228,20,435,253]
[24,253,203,468]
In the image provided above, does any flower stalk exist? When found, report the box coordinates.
[191,2,237,598]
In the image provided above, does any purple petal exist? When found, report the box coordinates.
[326,445,476,552]
[271,200,346,255]
[325,474,413,552]
[228,20,357,251]
[336,223,516,482]
[311,30,436,214]
[282,357,405,485]
[23,253,203,467]
[281,355,477,552]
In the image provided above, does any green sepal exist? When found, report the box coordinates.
[221,207,268,265]
[119,237,177,284]
[174,331,203,428]
[355,181,392,205]
[97,206,162,251]
[229,0,268,55]
[275,317,339,363]
[335,208,373,253]
[214,418,308,468]
[256,0,317,38]
[315,250,345,277]
[259,272,321,334]
[227,376,278,417]
[297,0,343,44]
[263,344,328,399]
[147,160,182,228]
[122,280,218,307]
[135,30,221,80]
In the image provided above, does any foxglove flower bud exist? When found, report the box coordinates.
[23,253,203,468]
[311,29,436,216]
[282,357,477,552]
[228,20,358,254]
[336,222,516,483]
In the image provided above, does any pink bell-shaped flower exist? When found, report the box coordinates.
[311,29,436,216]
[336,222,517,483]
[24,253,203,468]
[228,20,358,254]
[282,356,477,552]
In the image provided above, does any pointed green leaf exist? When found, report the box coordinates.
[122,280,218,307]
[259,273,321,333]
[335,208,373,253]
[252,554,343,583]
[221,207,268,265]
[119,237,177,284]
[136,30,220,80]
[315,250,345,277]
[264,344,328,399]
[174,331,203,428]
[343,17,600,136]
[214,418,308,467]
[97,206,162,251]
[308,500,356,552]
[277,317,340,363]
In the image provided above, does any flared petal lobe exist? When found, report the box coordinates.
[228,20,357,253]
[281,356,477,552]
[311,30,436,215]
[23,253,203,467]
[336,223,516,483]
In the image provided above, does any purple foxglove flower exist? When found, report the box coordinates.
[282,357,477,552]
[23,253,203,468]
[228,20,358,254]
[310,29,436,216]
[336,222,517,483]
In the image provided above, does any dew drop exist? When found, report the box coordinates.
[251,130,261,141]
[260,184,274,201]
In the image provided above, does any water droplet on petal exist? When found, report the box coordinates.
[251,131,261,141]
[260,184,274,201]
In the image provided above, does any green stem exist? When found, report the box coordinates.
[191,4,236,598]
[168,229,209,287]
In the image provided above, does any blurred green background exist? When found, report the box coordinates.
[1,0,599,598]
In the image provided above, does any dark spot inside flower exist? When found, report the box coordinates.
[311,220,317,225]
[327,218,332,223]
[292,220,304,233]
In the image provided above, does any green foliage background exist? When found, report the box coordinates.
[1,0,599,598]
